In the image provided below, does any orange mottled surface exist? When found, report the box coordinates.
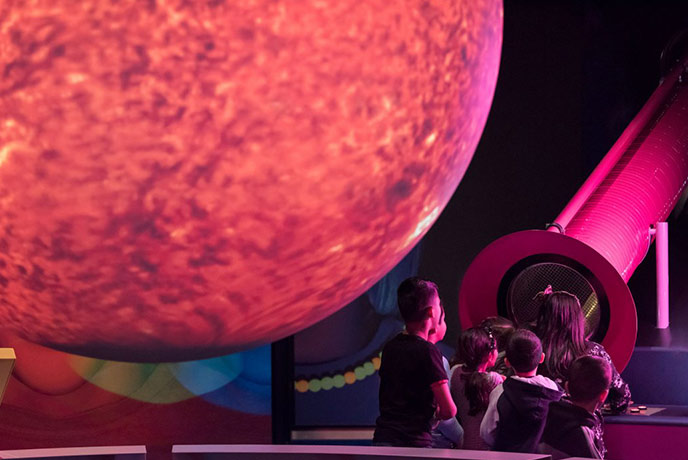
[0,0,502,361]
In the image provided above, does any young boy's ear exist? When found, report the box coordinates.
[504,357,512,368]
[598,388,610,404]
[539,353,545,364]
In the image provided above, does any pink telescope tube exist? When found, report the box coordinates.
[551,56,688,282]
[460,54,688,371]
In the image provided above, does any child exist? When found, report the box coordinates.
[373,277,457,447]
[534,289,630,413]
[539,356,611,459]
[450,326,503,450]
[478,316,515,376]
[429,307,464,449]
[480,329,563,453]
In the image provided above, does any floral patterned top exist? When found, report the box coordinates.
[585,341,632,413]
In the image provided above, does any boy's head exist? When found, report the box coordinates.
[567,356,611,404]
[505,329,543,374]
[397,277,440,325]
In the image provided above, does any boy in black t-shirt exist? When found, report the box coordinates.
[373,277,457,447]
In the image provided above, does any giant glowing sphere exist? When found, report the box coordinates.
[0,0,502,361]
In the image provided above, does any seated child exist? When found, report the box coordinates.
[429,307,464,449]
[478,316,515,376]
[450,326,504,450]
[480,329,563,453]
[373,277,457,447]
[539,356,611,459]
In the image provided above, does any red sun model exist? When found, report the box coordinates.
[0,0,502,361]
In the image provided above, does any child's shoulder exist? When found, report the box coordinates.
[486,371,505,385]
[510,374,561,392]
[585,341,611,360]
[384,332,440,355]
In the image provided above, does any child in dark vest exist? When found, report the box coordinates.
[539,356,611,459]
[480,329,563,453]
[373,277,457,447]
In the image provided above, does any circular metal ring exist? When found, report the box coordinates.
[458,230,637,371]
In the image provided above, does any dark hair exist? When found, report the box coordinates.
[397,277,438,323]
[506,329,542,373]
[453,326,496,371]
[478,316,515,351]
[534,291,587,381]
[568,356,611,402]
[466,372,501,415]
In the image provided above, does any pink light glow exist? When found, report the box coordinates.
[655,222,669,328]
[553,59,688,282]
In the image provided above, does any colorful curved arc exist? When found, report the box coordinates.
[0,331,270,413]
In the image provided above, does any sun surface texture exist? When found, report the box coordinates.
[0,0,502,361]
